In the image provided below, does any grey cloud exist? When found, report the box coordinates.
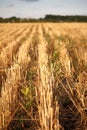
[20,0,39,2]
[7,4,15,8]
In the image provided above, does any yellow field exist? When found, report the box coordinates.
[0,23,87,130]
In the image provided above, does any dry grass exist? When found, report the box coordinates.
[36,25,59,130]
[0,23,87,130]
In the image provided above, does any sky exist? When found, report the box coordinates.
[0,0,87,18]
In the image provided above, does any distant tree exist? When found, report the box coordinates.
[0,17,4,23]
[8,16,20,22]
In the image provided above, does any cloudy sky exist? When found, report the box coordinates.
[0,0,87,18]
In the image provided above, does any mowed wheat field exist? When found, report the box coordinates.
[0,23,87,130]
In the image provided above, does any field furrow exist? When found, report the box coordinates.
[36,24,59,130]
[0,24,36,128]
[0,24,30,51]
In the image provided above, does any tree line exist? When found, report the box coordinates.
[0,15,87,23]
[44,15,87,22]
